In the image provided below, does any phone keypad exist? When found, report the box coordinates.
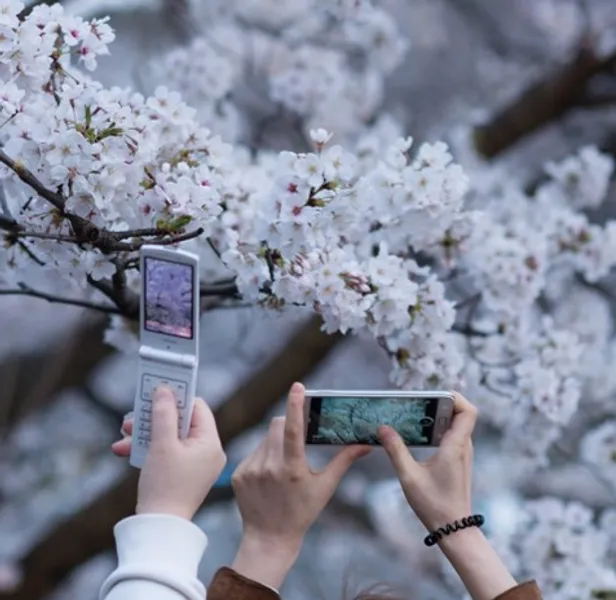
[136,374,189,447]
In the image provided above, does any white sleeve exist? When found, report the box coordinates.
[99,514,208,600]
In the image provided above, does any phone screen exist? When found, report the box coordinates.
[144,256,194,339]
[306,395,440,446]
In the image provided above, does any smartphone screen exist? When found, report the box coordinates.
[144,256,194,339]
[306,395,441,446]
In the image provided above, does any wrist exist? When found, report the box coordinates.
[136,502,194,522]
[437,524,486,554]
[232,533,302,590]
[436,527,518,600]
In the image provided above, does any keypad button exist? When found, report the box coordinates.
[141,375,155,400]
[141,374,189,409]
[138,373,190,439]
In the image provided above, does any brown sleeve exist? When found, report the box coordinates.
[494,581,542,600]
[207,566,280,600]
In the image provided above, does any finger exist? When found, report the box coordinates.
[188,397,217,440]
[264,416,286,461]
[235,430,270,476]
[465,438,474,470]
[111,437,132,457]
[121,419,133,437]
[322,445,371,484]
[250,435,271,468]
[150,386,179,445]
[441,392,478,447]
[378,425,419,478]
[283,382,307,464]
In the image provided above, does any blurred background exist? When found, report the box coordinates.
[1,0,616,598]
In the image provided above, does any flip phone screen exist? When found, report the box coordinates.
[144,256,195,339]
[306,395,439,446]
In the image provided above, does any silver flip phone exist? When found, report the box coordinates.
[303,390,455,447]
[129,245,200,469]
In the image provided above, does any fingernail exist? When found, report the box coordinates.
[290,382,304,393]
[378,425,396,442]
[120,412,133,437]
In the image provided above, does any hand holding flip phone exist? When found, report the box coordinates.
[129,245,200,469]
[304,390,454,447]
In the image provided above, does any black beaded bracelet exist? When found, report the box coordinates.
[423,514,485,547]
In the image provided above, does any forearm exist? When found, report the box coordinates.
[439,528,518,600]
[231,535,301,591]
[100,515,207,600]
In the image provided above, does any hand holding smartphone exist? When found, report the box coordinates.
[130,245,201,469]
[304,390,454,447]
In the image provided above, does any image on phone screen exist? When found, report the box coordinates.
[306,396,439,445]
[144,257,194,339]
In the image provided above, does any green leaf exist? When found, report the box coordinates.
[95,126,124,142]
[156,215,192,233]
[169,215,192,231]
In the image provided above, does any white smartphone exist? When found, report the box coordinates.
[304,390,455,447]
[129,245,200,469]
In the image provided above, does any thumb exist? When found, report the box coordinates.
[378,426,418,479]
[323,445,371,485]
[151,386,178,445]
[188,397,218,440]
[111,437,131,457]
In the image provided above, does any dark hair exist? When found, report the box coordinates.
[340,562,412,600]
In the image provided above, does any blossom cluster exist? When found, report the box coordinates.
[498,499,616,600]
[459,146,616,460]
[214,131,470,389]
[150,0,408,140]
[0,1,235,295]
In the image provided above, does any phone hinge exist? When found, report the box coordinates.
[139,346,197,368]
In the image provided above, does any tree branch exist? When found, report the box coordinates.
[575,273,616,302]
[0,316,343,600]
[442,0,544,61]
[17,0,58,21]
[200,279,241,297]
[108,227,193,240]
[474,45,616,158]
[451,323,491,337]
[162,0,198,41]
[0,149,204,253]
[15,241,46,266]
[86,276,139,319]
[12,231,79,242]
[0,149,64,210]
[0,316,116,432]
[575,92,616,108]
[104,227,205,251]
[0,283,123,315]
[206,237,222,260]
[0,213,21,234]
[80,383,125,424]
